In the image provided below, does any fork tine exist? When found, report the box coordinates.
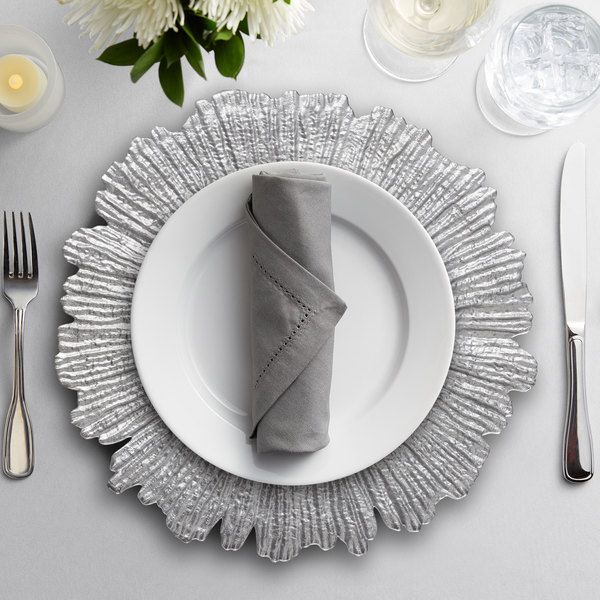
[3,212,8,278]
[19,212,28,279]
[11,212,18,277]
[28,214,37,280]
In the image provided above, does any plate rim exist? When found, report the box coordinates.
[130,160,456,485]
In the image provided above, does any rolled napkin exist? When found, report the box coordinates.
[246,171,347,454]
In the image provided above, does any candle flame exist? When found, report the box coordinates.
[8,74,23,91]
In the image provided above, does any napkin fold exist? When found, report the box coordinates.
[247,171,347,454]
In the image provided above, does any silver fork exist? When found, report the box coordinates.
[2,212,38,479]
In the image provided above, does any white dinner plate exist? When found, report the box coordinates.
[131,161,455,486]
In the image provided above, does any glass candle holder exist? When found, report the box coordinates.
[363,0,497,82]
[476,5,600,135]
[0,25,65,133]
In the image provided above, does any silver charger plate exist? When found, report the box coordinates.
[56,90,537,562]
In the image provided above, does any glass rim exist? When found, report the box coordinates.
[504,4,600,110]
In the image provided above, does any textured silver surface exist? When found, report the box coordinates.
[55,90,537,562]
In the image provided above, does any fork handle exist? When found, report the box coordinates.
[3,308,33,478]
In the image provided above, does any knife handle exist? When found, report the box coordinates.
[563,329,593,482]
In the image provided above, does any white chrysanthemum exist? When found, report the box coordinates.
[190,0,313,46]
[59,0,184,49]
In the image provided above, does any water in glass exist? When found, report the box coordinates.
[480,5,600,133]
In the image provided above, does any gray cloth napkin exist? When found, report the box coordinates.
[246,171,347,454]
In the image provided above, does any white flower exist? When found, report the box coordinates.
[190,0,314,46]
[59,0,184,49]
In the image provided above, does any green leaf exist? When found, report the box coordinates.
[214,34,245,79]
[201,17,217,31]
[182,23,201,45]
[187,10,216,31]
[238,17,249,36]
[184,12,214,48]
[183,18,203,46]
[182,34,205,79]
[98,39,145,66]
[211,29,234,43]
[130,37,165,83]
[158,57,184,106]
[164,30,186,67]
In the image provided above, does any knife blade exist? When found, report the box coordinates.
[560,142,593,483]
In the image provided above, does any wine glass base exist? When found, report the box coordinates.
[363,12,457,83]
[475,65,547,136]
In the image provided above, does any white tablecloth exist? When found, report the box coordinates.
[1,1,599,598]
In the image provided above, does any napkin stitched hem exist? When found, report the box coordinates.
[252,255,319,388]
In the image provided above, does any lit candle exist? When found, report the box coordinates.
[0,54,47,113]
[0,26,64,132]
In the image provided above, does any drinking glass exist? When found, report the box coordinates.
[476,5,600,135]
[363,0,496,82]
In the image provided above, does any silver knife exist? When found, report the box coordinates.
[560,142,593,483]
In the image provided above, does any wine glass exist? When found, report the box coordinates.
[476,5,600,135]
[363,0,497,83]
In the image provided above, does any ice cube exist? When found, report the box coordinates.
[541,12,588,56]
[534,59,556,92]
[561,53,600,102]
[510,22,544,62]
[508,9,600,106]
[510,57,553,94]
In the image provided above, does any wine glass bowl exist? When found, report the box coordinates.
[363,0,497,82]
